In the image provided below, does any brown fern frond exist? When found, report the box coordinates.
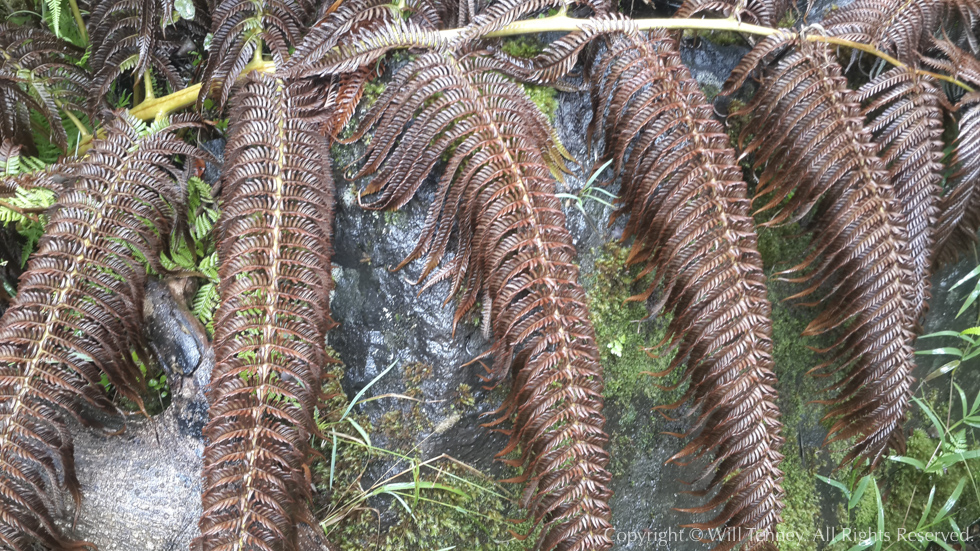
[454,0,580,43]
[87,0,208,110]
[485,13,634,85]
[0,24,89,154]
[933,90,980,265]
[589,30,784,551]
[674,0,790,26]
[355,50,612,551]
[316,64,381,139]
[726,38,917,469]
[287,0,442,73]
[199,72,336,551]
[942,0,980,52]
[199,0,312,108]
[823,0,944,63]
[856,66,945,322]
[285,17,450,78]
[0,111,198,550]
[921,40,980,265]
[921,37,980,86]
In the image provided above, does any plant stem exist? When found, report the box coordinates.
[77,59,275,153]
[67,0,88,46]
[808,35,973,91]
[130,59,274,121]
[61,107,90,139]
[441,15,975,92]
[143,71,156,102]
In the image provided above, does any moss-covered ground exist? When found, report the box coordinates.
[311,353,539,550]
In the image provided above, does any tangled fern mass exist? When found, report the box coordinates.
[1,0,980,549]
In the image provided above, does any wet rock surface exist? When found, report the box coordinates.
[62,280,332,550]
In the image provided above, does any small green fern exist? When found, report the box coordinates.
[160,175,220,333]
[0,147,55,266]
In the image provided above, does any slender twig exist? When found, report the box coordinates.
[0,201,40,222]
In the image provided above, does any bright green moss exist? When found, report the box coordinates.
[757,223,828,550]
[778,453,821,551]
[700,30,745,46]
[500,36,544,58]
[584,243,679,475]
[524,84,558,122]
[497,36,558,121]
[777,10,798,28]
[361,79,386,109]
[725,98,751,143]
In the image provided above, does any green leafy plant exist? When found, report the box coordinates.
[817,471,885,551]
[160,175,220,333]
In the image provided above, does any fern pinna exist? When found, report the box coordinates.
[821,0,944,63]
[674,0,790,26]
[589,30,784,550]
[924,39,980,267]
[0,24,89,155]
[199,72,336,551]
[200,0,312,108]
[353,50,613,551]
[0,111,198,551]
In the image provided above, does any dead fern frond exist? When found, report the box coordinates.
[942,0,980,52]
[315,64,381,139]
[287,0,444,74]
[934,91,980,266]
[87,0,208,110]
[199,0,312,108]
[922,39,980,265]
[485,13,634,86]
[199,72,336,551]
[283,0,446,136]
[674,0,790,26]
[856,66,945,322]
[355,50,612,551]
[0,24,89,154]
[589,30,784,551]
[284,17,450,78]
[823,0,944,63]
[726,38,918,469]
[0,111,198,550]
